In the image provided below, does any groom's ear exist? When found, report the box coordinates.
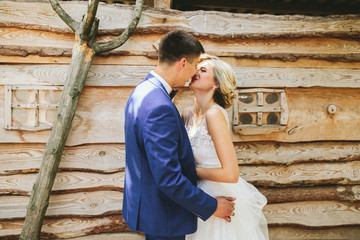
[179,58,186,70]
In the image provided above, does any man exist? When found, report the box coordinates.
[123,30,235,240]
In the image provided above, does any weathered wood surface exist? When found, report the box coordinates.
[235,141,360,165]
[1,87,360,144]
[1,64,360,88]
[2,171,360,202]
[0,144,125,175]
[241,161,360,187]
[1,1,359,38]
[2,28,360,62]
[259,186,360,203]
[69,233,144,240]
[0,171,124,195]
[1,195,360,227]
[2,55,360,70]
[265,201,360,227]
[0,215,131,238]
[2,225,360,240]
[1,142,359,175]
[0,191,123,219]
[269,226,360,240]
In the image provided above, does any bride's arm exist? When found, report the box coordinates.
[196,108,239,183]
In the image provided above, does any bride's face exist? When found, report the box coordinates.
[189,60,216,91]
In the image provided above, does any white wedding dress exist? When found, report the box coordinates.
[184,105,269,240]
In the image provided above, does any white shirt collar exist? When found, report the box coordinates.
[151,70,172,94]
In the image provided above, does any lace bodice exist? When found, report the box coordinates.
[184,105,229,168]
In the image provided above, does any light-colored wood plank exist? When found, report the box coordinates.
[240,161,360,187]
[1,28,360,61]
[0,86,132,145]
[0,144,125,175]
[2,142,359,175]
[0,171,124,195]
[0,191,123,219]
[1,87,360,144]
[235,141,360,165]
[69,233,144,240]
[1,1,359,38]
[264,201,360,227]
[2,55,360,69]
[2,64,359,88]
[268,226,360,240]
[0,215,131,238]
[232,87,360,142]
[259,185,360,203]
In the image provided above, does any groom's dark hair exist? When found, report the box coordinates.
[158,30,205,65]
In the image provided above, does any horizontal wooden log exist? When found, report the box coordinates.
[1,1,359,38]
[241,160,360,187]
[2,171,360,203]
[0,171,124,195]
[1,64,360,88]
[232,87,360,142]
[265,201,360,227]
[2,55,360,69]
[0,215,132,239]
[1,28,360,62]
[0,191,123,219]
[0,144,125,175]
[258,186,360,203]
[1,194,360,228]
[69,233,144,240]
[235,141,360,165]
[1,87,360,144]
[268,226,360,240]
[1,141,359,175]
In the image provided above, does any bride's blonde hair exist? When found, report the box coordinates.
[199,54,236,109]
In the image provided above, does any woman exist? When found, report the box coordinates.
[182,54,269,240]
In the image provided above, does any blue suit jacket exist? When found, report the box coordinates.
[123,73,217,237]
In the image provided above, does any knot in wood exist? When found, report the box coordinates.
[327,104,337,114]
[70,88,81,98]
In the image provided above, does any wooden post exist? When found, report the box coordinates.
[19,0,144,239]
[154,0,172,9]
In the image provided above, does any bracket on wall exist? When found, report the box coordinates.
[4,85,63,131]
[232,88,288,135]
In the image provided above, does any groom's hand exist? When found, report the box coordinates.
[213,196,236,222]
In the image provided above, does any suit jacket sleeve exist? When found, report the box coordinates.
[142,104,217,221]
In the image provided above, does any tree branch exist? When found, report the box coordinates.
[49,0,80,32]
[92,0,144,55]
[80,0,100,40]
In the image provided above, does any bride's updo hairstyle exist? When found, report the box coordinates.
[199,54,236,109]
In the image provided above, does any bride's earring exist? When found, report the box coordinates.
[212,86,216,91]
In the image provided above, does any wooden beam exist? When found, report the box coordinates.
[0,172,124,195]
[2,28,360,61]
[0,191,123,219]
[259,186,360,203]
[1,1,359,38]
[0,144,125,175]
[2,141,360,176]
[1,196,360,227]
[1,55,360,69]
[265,201,360,227]
[1,64,360,88]
[1,87,360,144]
[0,215,132,239]
[240,161,360,187]
[268,226,360,240]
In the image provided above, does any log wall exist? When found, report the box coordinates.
[0,1,359,239]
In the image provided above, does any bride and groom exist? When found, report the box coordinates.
[123,30,268,240]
